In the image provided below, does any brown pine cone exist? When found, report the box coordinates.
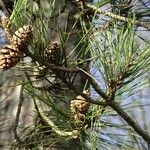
[45,41,61,65]
[0,45,22,70]
[0,19,33,70]
[12,25,33,50]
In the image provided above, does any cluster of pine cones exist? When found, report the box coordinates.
[0,16,33,70]
[70,91,89,124]
[0,16,61,70]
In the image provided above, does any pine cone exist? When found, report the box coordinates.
[45,41,61,65]
[70,99,89,124]
[70,91,89,123]
[12,25,33,50]
[0,16,12,43]
[0,45,22,70]
[0,20,33,70]
[71,99,89,114]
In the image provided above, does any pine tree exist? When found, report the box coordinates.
[0,0,150,149]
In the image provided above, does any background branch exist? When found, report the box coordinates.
[86,3,150,29]
[109,101,150,143]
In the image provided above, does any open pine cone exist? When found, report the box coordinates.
[70,99,89,115]
[0,24,33,70]
[0,45,22,70]
[12,25,33,50]
[70,91,90,123]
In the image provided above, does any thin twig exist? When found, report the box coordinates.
[86,3,150,30]
[45,63,80,73]
[78,67,108,100]
[58,74,107,106]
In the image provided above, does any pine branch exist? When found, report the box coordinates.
[78,68,150,143]
[78,67,108,100]
[86,3,150,29]
[22,51,150,144]
[59,75,107,106]
[108,101,150,143]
